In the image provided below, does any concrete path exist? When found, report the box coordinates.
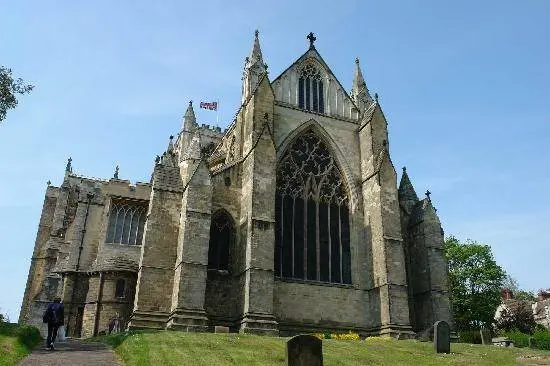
[19,339,119,366]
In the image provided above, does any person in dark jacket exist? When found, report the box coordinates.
[43,297,64,350]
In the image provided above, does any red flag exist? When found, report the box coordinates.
[200,101,218,111]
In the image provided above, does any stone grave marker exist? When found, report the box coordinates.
[480,328,491,345]
[214,325,229,333]
[434,321,450,354]
[286,335,323,366]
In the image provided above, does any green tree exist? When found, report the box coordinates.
[0,66,34,122]
[445,236,506,330]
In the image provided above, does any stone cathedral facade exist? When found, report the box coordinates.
[20,32,453,338]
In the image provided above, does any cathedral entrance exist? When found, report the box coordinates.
[275,128,351,284]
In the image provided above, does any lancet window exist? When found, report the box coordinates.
[207,210,234,271]
[298,63,324,113]
[105,198,148,245]
[275,129,351,284]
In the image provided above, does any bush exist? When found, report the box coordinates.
[501,329,530,348]
[532,330,550,350]
[16,325,42,348]
[0,322,42,349]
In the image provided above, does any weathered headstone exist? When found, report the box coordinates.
[480,328,491,345]
[434,321,450,354]
[286,335,323,366]
[214,325,229,333]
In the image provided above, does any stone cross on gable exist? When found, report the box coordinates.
[307,32,317,48]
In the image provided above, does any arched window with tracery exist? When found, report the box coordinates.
[105,198,148,245]
[208,211,234,271]
[298,63,324,113]
[275,128,351,284]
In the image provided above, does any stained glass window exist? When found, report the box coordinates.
[106,199,148,245]
[275,129,351,284]
[298,64,324,113]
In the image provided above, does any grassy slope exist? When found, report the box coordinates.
[0,334,31,366]
[97,331,550,366]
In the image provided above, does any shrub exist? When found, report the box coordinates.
[532,330,550,350]
[0,322,42,349]
[501,330,530,348]
[15,325,42,349]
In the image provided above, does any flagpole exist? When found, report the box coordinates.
[216,99,219,125]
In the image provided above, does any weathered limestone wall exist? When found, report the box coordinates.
[130,160,182,329]
[19,186,59,329]
[237,77,278,334]
[168,160,212,331]
[274,280,381,335]
[358,105,413,336]
[407,199,453,334]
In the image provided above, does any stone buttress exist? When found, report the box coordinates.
[129,145,183,329]
[398,170,454,335]
[358,98,414,337]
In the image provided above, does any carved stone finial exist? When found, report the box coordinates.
[255,29,259,38]
[47,180,51,186]
[65,157,72,173]
[425,190,431,200]
[355,57,360,64]
[169,135,174,140]
[402,166,407,172]
[189,100,192,106]
[114,165,119,179]
[375,93,379,102]
[155,155,160,164]
[307,32,317,48]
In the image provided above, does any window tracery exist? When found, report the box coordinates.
[298,63,325,113]
[106,199,148,245]
[275,129,351,284]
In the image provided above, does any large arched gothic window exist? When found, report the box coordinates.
[298,64,324,113]
[275,129,351,284]
[208,211,234,271]
[106,199,148,245]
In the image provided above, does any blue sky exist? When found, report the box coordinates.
[1,1,549,321]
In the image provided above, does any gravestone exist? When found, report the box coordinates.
[286,335,323,366]
[433,321,450,354]
[480,329,491,345]
[214,326,229,333]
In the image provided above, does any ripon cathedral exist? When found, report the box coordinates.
[20,31,454,338]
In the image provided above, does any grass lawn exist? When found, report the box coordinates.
[0,334,32,366]
[96,331,550,366]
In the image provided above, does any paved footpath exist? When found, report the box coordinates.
[19,339,119,366]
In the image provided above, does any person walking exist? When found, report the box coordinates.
[42,297,64,350]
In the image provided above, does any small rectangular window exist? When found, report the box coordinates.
[115,279,125,298]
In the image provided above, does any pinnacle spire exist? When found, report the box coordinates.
[250,29,264,65]
[182,101,197,131]
[242,30,267,103]
[167,135,174,153]
[113,165,119,179]
[398,166,419,202]
[352,58,373,111]
[65,157,72,173]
